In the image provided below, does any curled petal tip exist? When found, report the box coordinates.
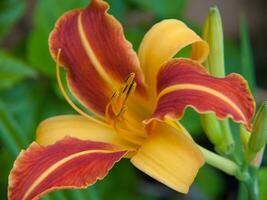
[150,58,255,130]
[138,19,209,93]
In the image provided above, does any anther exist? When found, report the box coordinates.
[122,73,135,93]
[105,72,136,122]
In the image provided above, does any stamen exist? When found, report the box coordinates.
[105,72,136,122]
[126,82,136,99]
[122,73,135,93]
[103,73,146,145]
[56,49,106,126]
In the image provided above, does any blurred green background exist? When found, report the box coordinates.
[0,0,267,199]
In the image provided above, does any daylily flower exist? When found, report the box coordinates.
[8,0,255,199]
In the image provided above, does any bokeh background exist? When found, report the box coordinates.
[0,0,267,199]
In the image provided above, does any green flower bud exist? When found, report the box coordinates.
[203,5,225,77]
[200,114,223,145]
[248,102,267,154]
[200,6,234,155]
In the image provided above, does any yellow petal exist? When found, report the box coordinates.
[138,19,209,94]
[36,115,136,150]
[131,120,204,193]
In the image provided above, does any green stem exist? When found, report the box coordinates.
[236,162,259,200]
[198,145,240,177]
[238,151,260,200]
[244,167,259,200]
[244,180,258,200]
[237,182,248,200]
[198,145,259,199]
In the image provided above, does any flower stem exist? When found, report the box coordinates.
[244,179,259,200]
[237,182,248,200]
[243,166,259,200]
[197,145,240,177]
[198,146,259,199]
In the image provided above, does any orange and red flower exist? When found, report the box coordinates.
[8,0,255,199]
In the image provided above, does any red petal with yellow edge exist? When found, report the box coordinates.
[150,58,255,130]
[131,120,204,193]
[49,0,146,115]
[8,137,127,200]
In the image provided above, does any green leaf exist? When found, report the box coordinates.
[259,167,267,200]
[0,99,29,156]
[0,80,78,200]
[128,0,187,18]
[224,39,241,74]
[0,80,45,139]
[0,50,36,90]
[0,0,26,39]
[0,150,13,200]
[240,14,256,96]
[0,79,75,142]
[27,0,88,76]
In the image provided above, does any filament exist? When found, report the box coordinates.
[56,49,107,126]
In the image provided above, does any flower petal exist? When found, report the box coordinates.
[138,19,209,92]
[131,120,204,193]
[8,137,127,200]
[36,115,137,150]
[49,0,146,116]
[149,58,255,130]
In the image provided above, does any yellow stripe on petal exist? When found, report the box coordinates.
[151,58,255,130]
[77,12,115,88]
[23,149,113,200]
[131,120,204,193]
[8,137,127,200]
[158,83,246,122]
[138,19,209,95]
[36,115,137,150]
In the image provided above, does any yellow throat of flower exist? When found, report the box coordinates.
[105,73,148,146]
[56,49,146,146]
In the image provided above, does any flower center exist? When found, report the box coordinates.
[105,73,148,146]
